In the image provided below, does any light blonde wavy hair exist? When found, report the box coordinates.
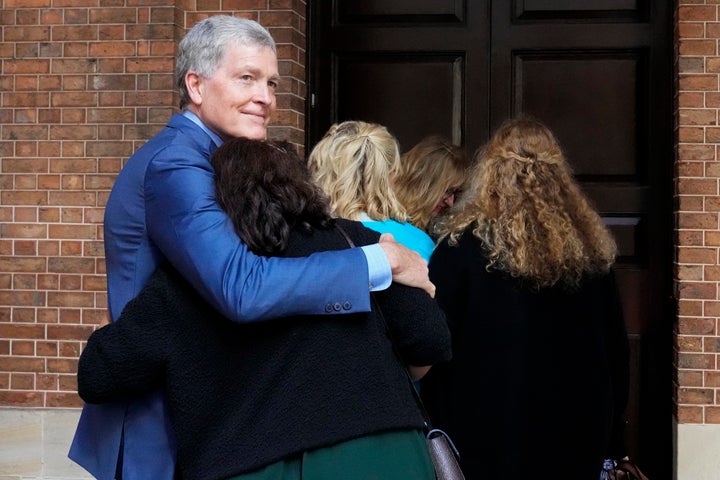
[395,135,470,231]
[433,115,617,290]
[308,120,408,222]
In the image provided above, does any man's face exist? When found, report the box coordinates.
[189,43,279,141]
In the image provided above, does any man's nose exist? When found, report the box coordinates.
[254,84,274,103]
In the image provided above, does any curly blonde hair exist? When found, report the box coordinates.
[307,120,408,222]
[433,115,617,290]
[395,135,470,231]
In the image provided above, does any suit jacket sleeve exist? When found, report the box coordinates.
[141,133,371,322]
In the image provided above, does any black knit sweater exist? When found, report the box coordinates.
[78,219,451,480]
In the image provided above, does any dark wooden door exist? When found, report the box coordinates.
[307,1,674,478]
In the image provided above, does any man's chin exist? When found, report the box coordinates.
[236,127,267,140]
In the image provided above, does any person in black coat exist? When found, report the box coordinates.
[420,115,631,480]
[77,137,451,480]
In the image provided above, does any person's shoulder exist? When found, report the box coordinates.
[336,218,381,247]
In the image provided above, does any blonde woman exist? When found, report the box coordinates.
[308,120,436,261]
[396,135,470,232]
[420,115,631,479]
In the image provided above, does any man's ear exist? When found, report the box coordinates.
[185,71,202,105]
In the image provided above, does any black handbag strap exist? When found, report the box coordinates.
[335,224,435,429]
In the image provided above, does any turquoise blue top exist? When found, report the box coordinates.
[359,213,435,262]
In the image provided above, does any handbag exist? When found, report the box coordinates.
[336,225,465,480]
[600,458,650,480]
[426,428,465,480]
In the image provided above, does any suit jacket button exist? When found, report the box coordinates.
[325,303,334,313]
[333,302,342,311]
[342,301,352,310]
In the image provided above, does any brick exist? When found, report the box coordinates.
[706,407,720,423]
[705,371,720,387]
[126,57,174,73]
[678,316,717,334]
[679,108,717,125]
[679,281,718,300]
[706,197,720,212]
[48,192,97,207]
[50,91,98,107]
[677,406,703,423]
[46,358,77,373]
[58,309,81,324]
[678,334,703,351]
[47,291,95,308]
[678,145,717,161]
[705,300,720,316]
[0,222,48,239]
[13,274,38,289]
[59,275,82,290]
[705,337,720,352]
[677,231,700,247]
[678,159,706,178]
[90,74,137,91]
[37,373,59,390]
[708,58,720,74]
[0,289,46,306]
[0,356,45,372]
[706,161,720,177]
[88,107,135,123]
[47,257,95,273]
[4,59,51,74]
[89,7,138,24]
[680,6,718,21]
[680,22,706,38]
[679,40,717,56]
[677,212,719,229]
[89,42,136,57]
[678,354,716,370]
[0,391,43,407]
[679,127,705,142]
[5,25,50,42]
[47,391,83,408]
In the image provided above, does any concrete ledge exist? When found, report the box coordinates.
[0,408,91,480]
[676,423,720,480]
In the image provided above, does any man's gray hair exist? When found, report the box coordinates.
[176,15,277,109]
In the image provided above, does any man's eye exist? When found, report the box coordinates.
[268,80,279,89]
[241,74,253,81]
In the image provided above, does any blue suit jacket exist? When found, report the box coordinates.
[70,114,372,480]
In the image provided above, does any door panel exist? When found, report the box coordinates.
[307,0,488,153]
[337,54,463,147]
[307,1,673,477]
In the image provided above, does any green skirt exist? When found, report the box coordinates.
[227,429,434,480]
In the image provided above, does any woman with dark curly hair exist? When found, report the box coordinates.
[78,137,451,480]
[420,115,631,479]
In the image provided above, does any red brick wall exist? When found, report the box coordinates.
[676,1,720,425]
[0,1,306,408]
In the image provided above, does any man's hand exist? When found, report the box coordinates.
[378,233,436,298]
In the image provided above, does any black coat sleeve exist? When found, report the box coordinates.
[336,219,452,366]
[77,267,176,403]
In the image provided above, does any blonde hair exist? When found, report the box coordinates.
[433,115,617,290]
[308,120,408,222]
[396,135,470,231]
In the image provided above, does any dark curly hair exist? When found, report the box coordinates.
[210,137,335,256]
